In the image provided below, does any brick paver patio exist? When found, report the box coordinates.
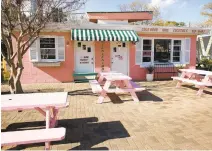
[1,81,212,150]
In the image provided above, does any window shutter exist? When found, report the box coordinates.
[135,37,143,65]
[30,39,39,61]
[183,38,191,64]
[57,36,65,61]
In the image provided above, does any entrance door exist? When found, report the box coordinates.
[111,42,129,75]
[75,41,94,73]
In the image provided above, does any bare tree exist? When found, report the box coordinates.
[118,0,161,25]
[1,0,86,94]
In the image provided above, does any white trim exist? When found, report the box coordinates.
[41,23,211,35]
[141,38,154,67]
[139,37,184,67]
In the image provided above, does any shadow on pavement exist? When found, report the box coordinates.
[3,117,130,150]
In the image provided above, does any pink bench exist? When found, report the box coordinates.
[1,127,66,150]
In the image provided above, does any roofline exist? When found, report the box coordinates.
[38,23,210,35]
[87,11,153,14]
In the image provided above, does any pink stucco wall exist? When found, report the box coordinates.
[21,32,197,83]
[21,32,74,84]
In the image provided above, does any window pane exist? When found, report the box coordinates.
[41,49,56,59]
[143,40,151,45]
[173,57,180,62]
[174,40,181,45]
[173,46,181,51]
[40,38,55,48]
[154,39,171,62]
[173,51,180,56]
[143,57,151,62]
[143,46,151,50]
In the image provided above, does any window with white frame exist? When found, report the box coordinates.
[40,38,56,60]
[143,39,152,63]
[135,37,190,66]
[29,36,65,62]
[172,40,181,62]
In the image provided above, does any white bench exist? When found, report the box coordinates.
[172,77,212,87]
[89,80,102,93]
[1,127,66,150]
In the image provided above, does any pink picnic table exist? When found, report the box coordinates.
[172,69,212,95]
[97,71,124,84]
[97,72,144,103]
[1,92,68,128]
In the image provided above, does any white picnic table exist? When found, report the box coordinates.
[1,92,68,149]
[172,69,212,95]
[91,72,145,103]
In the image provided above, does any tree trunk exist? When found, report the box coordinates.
[14,79,23,94]
[8,66,24,94]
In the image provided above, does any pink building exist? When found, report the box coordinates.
[21,12,210,83]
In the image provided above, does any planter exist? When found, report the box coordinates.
[178,72,182,77]
[146,74,154,81]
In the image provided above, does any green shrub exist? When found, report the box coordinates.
[199,57,212,71]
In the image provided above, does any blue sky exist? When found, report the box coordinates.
[83,0,211,24]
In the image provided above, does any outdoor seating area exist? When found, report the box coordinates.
[1,70,212,150]
[90,72,145,103]
[172,69,212,95]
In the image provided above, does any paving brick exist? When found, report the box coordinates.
[1,81,212,150]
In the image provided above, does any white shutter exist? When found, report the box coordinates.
[29,39,39,61]
[135,37,143,65]
[57,36,65,61]
[183,38,191,64]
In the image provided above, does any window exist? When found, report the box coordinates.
[154,39,171,63]
[173,40,181,62]
[143,40,152,63]
[40,38,56,60]
[135,37,186,66]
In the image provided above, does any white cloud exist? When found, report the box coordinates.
[150,0,178,8]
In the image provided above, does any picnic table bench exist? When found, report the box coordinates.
[1,92,68,150]
[1,127,66,150]
[172,69,212,95]
[90,72,146,103]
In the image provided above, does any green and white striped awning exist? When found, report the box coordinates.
[71,29,139,42]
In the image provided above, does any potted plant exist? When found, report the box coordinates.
[145,65,154,81]
[176,64,185,77]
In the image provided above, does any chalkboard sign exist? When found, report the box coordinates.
[40,44,55,48]
[40,38,55,43]
[87,47,91,52]
[40,38,55,48]
[78,42,81,47]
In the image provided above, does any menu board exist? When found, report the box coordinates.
[80,56,89,64]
